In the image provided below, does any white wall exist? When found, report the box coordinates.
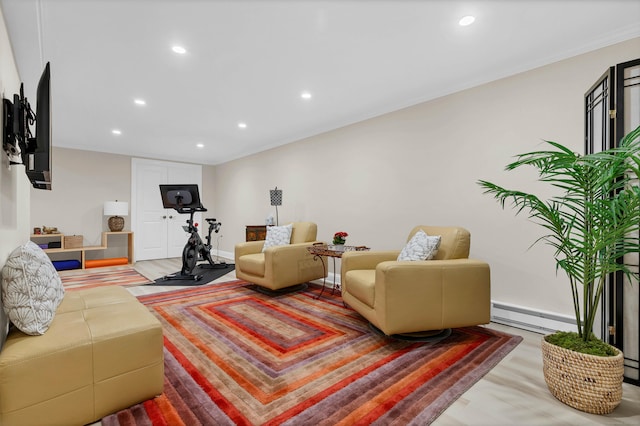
[30,148,131,246]
[213,37,640,319]
[30,148,214,256]
[0,6,30,270]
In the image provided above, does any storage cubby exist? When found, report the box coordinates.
[31,231,134,270]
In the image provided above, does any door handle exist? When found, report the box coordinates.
[169,215,174,219]
[162,215,167,219]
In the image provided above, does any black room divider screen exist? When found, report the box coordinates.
[585,58,640,385]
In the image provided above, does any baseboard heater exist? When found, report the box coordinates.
[491,301,577,335]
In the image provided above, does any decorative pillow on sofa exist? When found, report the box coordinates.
[397,229,441,261]
[1,241,65,335]
[262,224,293,252]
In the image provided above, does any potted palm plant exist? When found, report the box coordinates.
[478,125,640,414]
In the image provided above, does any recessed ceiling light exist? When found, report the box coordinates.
[459,15,476,26]
[172,45,187,54]
[134,99,146,106]
[112,129,122,135]
[196,143,204,148]
[238,122,247,129]
[301,91,312,100]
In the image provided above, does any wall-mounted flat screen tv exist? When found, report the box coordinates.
[1,62,52,190]
[25,62,52,190]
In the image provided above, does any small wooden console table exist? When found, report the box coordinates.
[245,225,268,241]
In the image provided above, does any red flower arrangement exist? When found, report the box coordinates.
[333,231,348,245]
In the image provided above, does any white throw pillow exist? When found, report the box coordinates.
[397,230,441,261]
[1,241,65,335]
[262,224,293,252]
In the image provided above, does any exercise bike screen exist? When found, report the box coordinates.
[159,184,202,209]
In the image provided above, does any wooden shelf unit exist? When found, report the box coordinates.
[31,231,134,269]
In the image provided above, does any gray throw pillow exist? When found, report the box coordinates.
[397,229,441,261]
[262,224,293,252]
[1,241,65,335]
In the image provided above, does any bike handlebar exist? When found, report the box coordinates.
[176,205,207,214]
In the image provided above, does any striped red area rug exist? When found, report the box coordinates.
[103,280,522,425]
[59,266,152,290]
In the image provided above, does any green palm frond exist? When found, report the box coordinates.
[478,125,640,341]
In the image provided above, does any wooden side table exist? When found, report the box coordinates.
[245,225,267,241]
[307,244,370,298]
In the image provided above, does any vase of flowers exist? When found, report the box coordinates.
[331,231,348,250]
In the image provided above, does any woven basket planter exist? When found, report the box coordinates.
[541,336,624,414]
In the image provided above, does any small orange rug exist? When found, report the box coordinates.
[59,266,152,291]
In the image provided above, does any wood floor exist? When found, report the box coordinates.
[126,258,640,425]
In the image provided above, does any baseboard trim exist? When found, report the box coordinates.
[213,249,234,262]
[491,301,577,335]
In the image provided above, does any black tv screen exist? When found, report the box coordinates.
[25,62,51,190]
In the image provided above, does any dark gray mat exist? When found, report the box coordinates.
[150,263,235,286]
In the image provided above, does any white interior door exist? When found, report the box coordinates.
[132,158,202,261]
[134,162,168,260]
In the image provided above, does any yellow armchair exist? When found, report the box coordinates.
[235,222,327,292]
[341,225,490,339]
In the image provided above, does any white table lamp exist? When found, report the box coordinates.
[104,201,129,232]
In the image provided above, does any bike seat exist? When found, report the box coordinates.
[205,218,217,223]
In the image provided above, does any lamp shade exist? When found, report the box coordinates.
[270,187,283,206]
[104,201,128,232]
[104,201,129,216]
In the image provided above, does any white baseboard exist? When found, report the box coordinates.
[212,249,234,262]
[491,300,577,335]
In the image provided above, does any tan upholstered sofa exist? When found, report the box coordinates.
[341,225,490,337]
[235,222,327,292]
[0,286,164,426]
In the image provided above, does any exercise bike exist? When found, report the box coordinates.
[159,184,228,281]
[179,208,227,277]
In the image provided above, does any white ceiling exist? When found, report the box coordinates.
[2,0,639,165]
